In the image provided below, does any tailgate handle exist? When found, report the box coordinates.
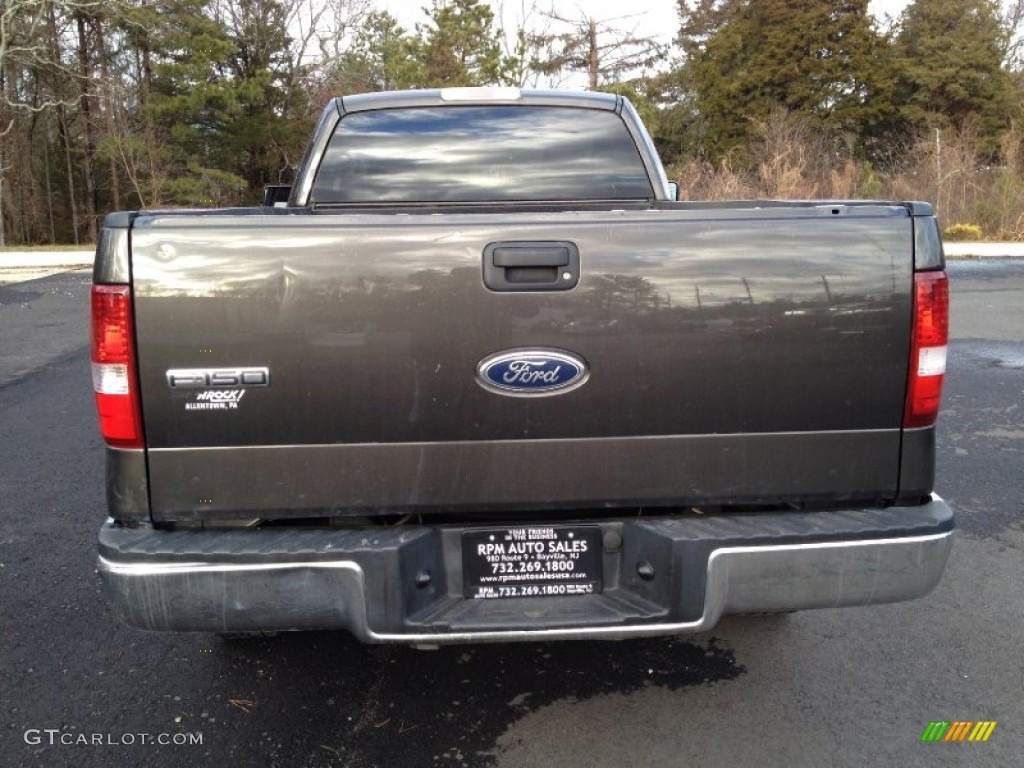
[483,241,580,292]
[493,246,570,268]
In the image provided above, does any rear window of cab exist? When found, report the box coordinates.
[311,105,653,204]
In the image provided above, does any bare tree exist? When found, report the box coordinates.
[1001,0,1024,69]
[307,0,371,69]
[529,6,663,89]
[494,0,558,87]
[0,0,105,245]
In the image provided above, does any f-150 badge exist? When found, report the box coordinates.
[166,367,270,389]
[166,367,270,412]
[476,349,588,396]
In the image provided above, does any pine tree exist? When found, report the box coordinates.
[676,0,893,161]
[332,11,420,93]
[143,0,312,204]
[143,0,242,203]
[892,0,1017,158]
[218,0,308,194]
[412,0,506,87]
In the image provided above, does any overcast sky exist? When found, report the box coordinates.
[376,0,912,88]
[379,1,912,45]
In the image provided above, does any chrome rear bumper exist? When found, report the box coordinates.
[98,496,954,643]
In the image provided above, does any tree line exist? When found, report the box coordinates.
[1,0,1022,246]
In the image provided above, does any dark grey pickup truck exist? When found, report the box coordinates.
[91,88,953,643]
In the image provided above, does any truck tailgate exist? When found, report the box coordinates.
[131,205,913,521]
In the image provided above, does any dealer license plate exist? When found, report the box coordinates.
[462,526,603,599]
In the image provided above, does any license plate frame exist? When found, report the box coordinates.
[462,525,603,599]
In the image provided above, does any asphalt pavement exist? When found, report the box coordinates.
[0,260,1021,768]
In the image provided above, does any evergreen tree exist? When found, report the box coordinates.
[142,0,312,204]
[676,0,893,161]
[218,0,308,194]
[892,0,1017,158]
[143,0,245,203]
[332,11,420,93]
[412,0,506,87]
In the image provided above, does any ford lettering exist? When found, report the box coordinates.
[477,349,588,396]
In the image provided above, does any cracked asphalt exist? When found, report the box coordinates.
[0,260,1021,768]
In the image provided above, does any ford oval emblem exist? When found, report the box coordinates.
[476,348,589,397]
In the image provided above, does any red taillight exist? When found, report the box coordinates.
[91,285,143,448]
[904,271,949,428]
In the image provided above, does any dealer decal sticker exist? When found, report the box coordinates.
[184,390,246,411]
